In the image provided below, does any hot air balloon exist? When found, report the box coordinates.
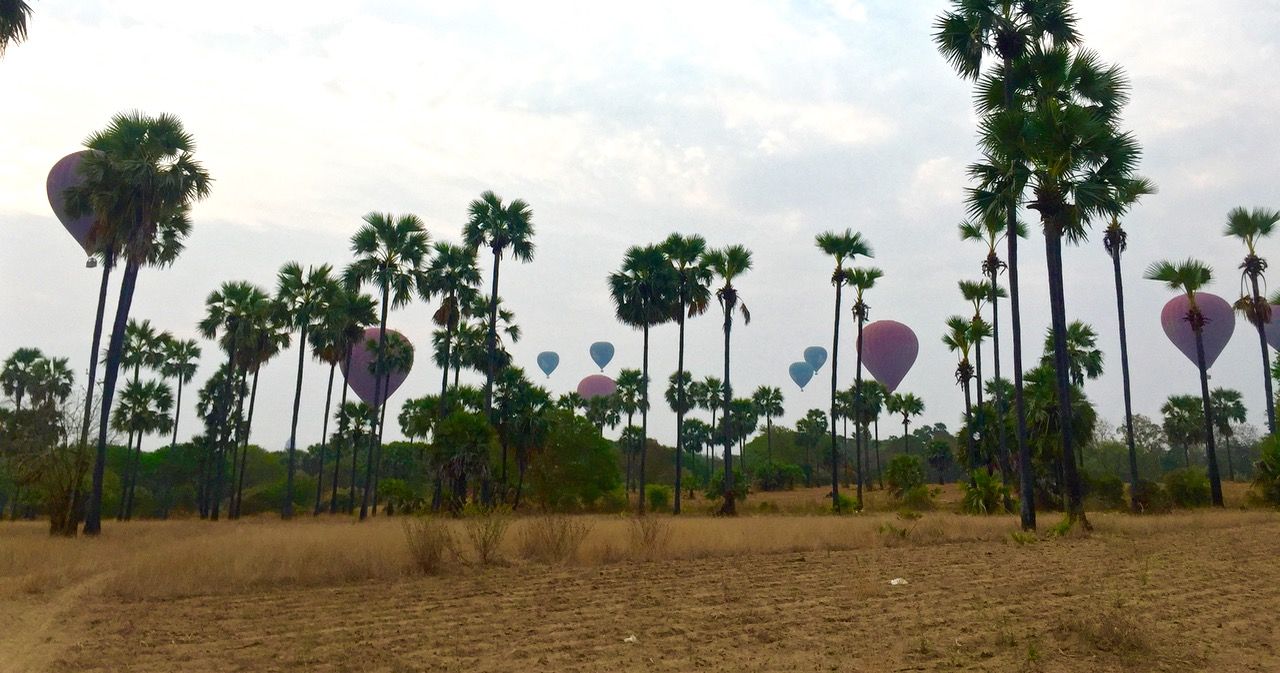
[47,150,100,259]
[1160,294,1235,369]
[803,346,827,372]
[536,351,560,378]
[341,328,414,406]
[577,374,617,400]
[858,320,918,393]
[589,341,615,371]
[789,362,814,391]
[1263,305,1280,351]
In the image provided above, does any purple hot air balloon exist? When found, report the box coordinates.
[47,151,99,257]
[1160,293,1235,369]
[857,320,918,393]
[577,374,617,400]
[341,327,414,406]
[1263,305,1280,351]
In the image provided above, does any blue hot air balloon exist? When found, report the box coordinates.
[803,346,828,372]
[536,351,560,378]
[788,362,814,391]
[589,341,615,371]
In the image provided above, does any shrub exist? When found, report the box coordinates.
[962,470,1010,515]
[1082,471,1126,510]
[704,472,749,502]
[1251,435,1280,506]
[645,484,673,513]
[754,461,804,491]
[835,492,858,512]
[628,516,672,561]
[1163,468,1211,508]
[461,505,511,565]
[884,455,925,497]
[1131,479,1172,514]
[403,516,453,575]
[526,410,621,511]
[519,515,593,564]
[901,484,935,511]
[596,488,629,513]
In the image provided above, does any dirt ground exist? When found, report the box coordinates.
[4,504,1278,673]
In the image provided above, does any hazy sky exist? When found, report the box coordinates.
[2,0,1278,453]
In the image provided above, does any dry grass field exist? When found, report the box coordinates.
[2,484,1278,672]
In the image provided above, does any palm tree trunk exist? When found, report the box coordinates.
[348,424,359,514]
[989,262,1015,510]
[1044,228,1087,526]
[1192,325,1225,506]
[118,428,135,521]
[902,418,909,455]
[171,377,185,447]
[483,250,502,420]
[874,417,882,489]
[828,281,842,511]
[854,312,865,510]
[719,307,736,516]
[674,309,687,515]
[1224,436,1235,481]
[360,282,391,521]
[283,324,308,519]
[372,377,389,515]
[766,417,773,463]
[314,361,336,515]
[962,376,974,474]
[330,350,352,514]
[85,259,141,535]
[1250,272,1276,434]
[80,256,112,464]
[638,323,650,516]
[1108,249,1141,511]
[233,367,259,518]
[439,311,455,416]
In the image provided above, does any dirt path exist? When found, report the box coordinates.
[40,519,1280,673]
[0,573,105,673]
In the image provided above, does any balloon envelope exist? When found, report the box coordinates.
[1160,293,1234,369]
[47,151,98,256]
[341,327,413,406]
[858,320,918,393]
[1263,305,1280,351]
[789,362,814,391]
[536,351,560,378]
[577,374,617,400]
[589,341,615,371]
[803,346,827,372]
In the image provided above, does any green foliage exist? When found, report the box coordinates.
[1082,471,1125,510]
[753,460,803,491]
[884,455,926,497]
[704,471,749,503]
[1251,436,1280,506]
[1131,479,1172,514]
[597,488,628,513]
[835,492,858,512]
[645,484,672,513]
[901,484,935,511]
[526,410,621,511]
[962,470,1010,515]
[1163,468,1211,508]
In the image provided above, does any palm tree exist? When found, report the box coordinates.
[112,379,173,520]
[1210,388,1247,481]
[889,393,925,455]
[848,266,882,509]
[0,0,31,57]
[660,233,711,514]
[1161,394,1204,469]
[704,245,752,515]
[1040,321,1103,387]
[815,229,873,512]
[1102,179,1157,511]
[1145,258,1225,506]
[1225,207,1280,435]
[613,368,644,490]
[117,320,167,516]
[345,212,431,521]
[609,244,677,514]
[26,355,73,410]
[943,315,977,472]
[958,280,1005,407]
[1,347,44,410]
[68,112,211,535]
[231,294,287,519]
[463,191,535,419]
[424,241,481,416]
[160,337,200,447]
[275,262,338,518]
[751,386,785,463]
[935,0,1080,534]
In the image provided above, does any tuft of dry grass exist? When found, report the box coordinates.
[518,515,592,564]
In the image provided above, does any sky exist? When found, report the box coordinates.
[1,0,1278,453]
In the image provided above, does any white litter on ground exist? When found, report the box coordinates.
[888,578,909,586]
[623,634,639,643]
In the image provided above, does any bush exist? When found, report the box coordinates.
[403,516,453,575]
[1082,471,1126,510]
[596,488,629,513]
[519,515,593,564]
[462,505,511,565]
[1163,468,1211,508]
[885,455,926,497]
[704,472,749,502]
[962,470,1010,515]
[901,484,935,511]
[1131,479,1172,514]
[754,461,804,491]
[835,492,858,512]
[628,516,672,561]
[1251,436,1280,506]
[526,410,621,511]
[644,484,673,513]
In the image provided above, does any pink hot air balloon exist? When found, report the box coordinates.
[577,374,617,400]
[1263,305,1280,351]
[341,327,414,406]
[47,151,99,256]
[857,320,918,393]
[1160,293,1235,369]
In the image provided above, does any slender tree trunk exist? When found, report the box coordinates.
[1044,228,1087,527]
[989,260,1012,480]
[123,430,141,520]
[171,377,185,447]
[483,251,502,420]
[118,429,135,521]
[767,418,773,463]
[1192,324,1225,507]
[829,281,842,511]
[719,307,736,516]
[331,349,352,514]
[284,324,308,519]
[1109,246,1142,511]
[439,311,455,416]
[211,356,239,522]
[902,418,909,455]
[1250,272,1276,434]
[348,424,359,514]
[874,418,882,489]
[962,377,974,476]
[85,259,141,535]
[315,361,336,515]
[854,311,865,510]
[76,257,113,531]
[1224,436,1235,482]
[372,378,389,515]
[638,323,650,515]
[360,282,391,521]
[233,367,259,518]
[674,308,687,515]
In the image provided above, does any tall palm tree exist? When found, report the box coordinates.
[751,386,785,463]
[943,315,977,473]
[1225,207,1280,435]
[1161,394,1203,469]
[275,262,338,518]
[68,112,211,535]
[1,347,44,410]
[609,244,677,514]
[1102,179,1157,511]
[0,0,31,57]
[937,0,1080,533]
[704,245,752,515]
[958,279,1004,407]
[848,266,883,509]
[660,233,712,514]
[424,241,481,416]
[160,337,200,447]
[889,393,925,455]
[230,292,286,519]
[1040,321,1103,387]
[112,379,173,520]
[117,320,167,516]
[815,229,873,512]
[463,191,535,419]
[26,355,73,410]
[1210,388,1247,481]
[1146,258,1225,506]
[345,212,431,521]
